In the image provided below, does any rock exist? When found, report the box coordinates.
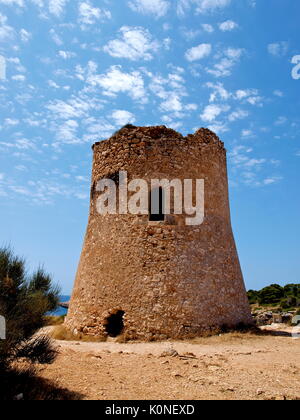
[272,314,282,324]
[181,352,197,359]
[252,310,296,326]
[257,389,265,396]
[59,301,69,309]
[160,348,179,358]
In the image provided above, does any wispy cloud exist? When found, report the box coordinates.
[103,26,159,61]
[128,0,170,18]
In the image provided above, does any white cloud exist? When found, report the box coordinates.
[185,43,211,62]
[244,158,266,167]
[49,28,63,45]
[268,42,288,57]
[7,57,26,74]
[206,82,230,102]
[111,110,136,126]
[273,90,284,97]
[0,55,6,80]
[219,20,238,31]
[274,116,287,126]
[228,146,281,188]
[46,94,102,120]
[58,50,76,59]
[160,94,184,112]
[202,23,214,33]
[4,118,19,126]
[0,13,15,41]
[12,74,26,81]
[185,103,198,111]
[228,109,249,122]
[246,95,263,106]
[30,0,44,7]
[207,47,244,77]
[200,104,229,122]
[49,0,69,17]
[263,177,282,185]
[148,69,192,115]
[56,119,79,144]
[0,0,23,5]
[103,26,159,61]
[177,0,231,16]
[87,65,147,103]
[47,100,86,119]
[128,0,170,18]
[196,0,231,13]
[235,88,257,100]
[83,117,116,141]
[207,121,228,134]
[6,176,90,205]
[20,29,31,42]
[78,1,111,26]
[241,129,253,137]
[181,28,201,40]
[229,146,282,188]
[0,136,35,150]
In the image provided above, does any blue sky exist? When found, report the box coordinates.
[0,0,299,294]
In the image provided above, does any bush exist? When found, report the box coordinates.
[247,290,260,304]
[258,284,284,304]
[248,283,300,308]
[0,247,60,393]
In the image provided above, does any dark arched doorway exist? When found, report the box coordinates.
[105,310,125,337]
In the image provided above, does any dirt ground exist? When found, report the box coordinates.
[36,326,299,400]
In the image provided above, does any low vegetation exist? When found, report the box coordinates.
[44,315,65,326]
[0,247,60,400]
[247,284,300,311]
[51,324,106,342]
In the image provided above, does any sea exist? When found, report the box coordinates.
[50,295,71,316]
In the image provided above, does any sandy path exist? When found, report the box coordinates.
[36,329,300,400]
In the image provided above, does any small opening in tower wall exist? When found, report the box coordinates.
[104,310,125,337]
[149,187,165,221]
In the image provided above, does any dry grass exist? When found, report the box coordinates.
[170,324,264,345]
[114,333,130,343]
[44,316,65,326]
[50,323,263,345]
[184,331,263,345]
[50,325,107,343]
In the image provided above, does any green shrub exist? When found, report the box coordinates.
[247,290,260,304]
[248,283,299,308]
[258,284,284,304]
[0,247,60,378]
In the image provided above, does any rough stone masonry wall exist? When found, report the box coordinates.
[65,126,252,340]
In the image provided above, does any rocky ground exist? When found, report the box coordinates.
[33,326,300,400]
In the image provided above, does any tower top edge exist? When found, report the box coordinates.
[92,125,225,151]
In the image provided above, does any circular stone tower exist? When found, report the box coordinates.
[66,126,252,340]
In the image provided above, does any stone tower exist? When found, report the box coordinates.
[66,126,252,340]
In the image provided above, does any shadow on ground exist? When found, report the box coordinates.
[0,367,83,400]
